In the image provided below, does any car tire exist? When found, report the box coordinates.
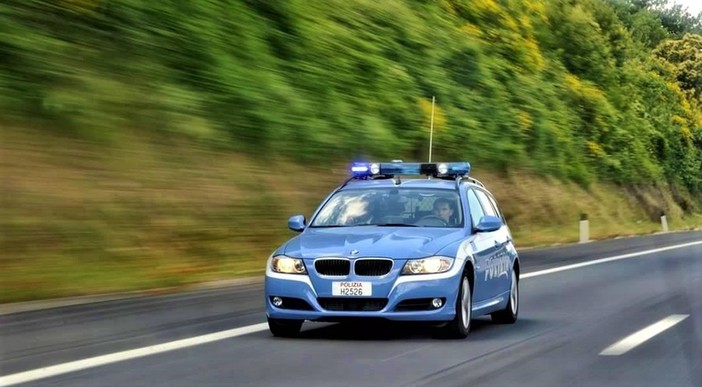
[268,317,303,338]
[443,273,472,339]
[491,270,519,324]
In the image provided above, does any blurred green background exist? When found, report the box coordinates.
[1,0,701,302]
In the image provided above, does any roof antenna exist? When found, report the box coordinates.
[427,96,436,180]
[428,96,435,163]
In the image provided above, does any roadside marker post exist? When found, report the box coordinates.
[661,213,669,233]
[579,213,589,243]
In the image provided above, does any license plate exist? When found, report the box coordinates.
[332,281,372,297]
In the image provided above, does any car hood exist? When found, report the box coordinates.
[283,227,465,259]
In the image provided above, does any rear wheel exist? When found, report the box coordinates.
[491,270,519,324]
[443,274,472,338]
[268,317,303,337]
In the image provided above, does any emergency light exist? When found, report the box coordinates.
[350,161,471,178]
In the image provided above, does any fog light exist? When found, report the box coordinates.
[272,297,283,307]
[431,298,443,308]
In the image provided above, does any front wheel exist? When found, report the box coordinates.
[268,317,303,337]
[491,270,519,324]
[443,274,472,338]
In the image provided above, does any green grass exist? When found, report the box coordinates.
[1,128,700,303]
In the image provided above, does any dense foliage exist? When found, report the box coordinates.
[1,0,701,194]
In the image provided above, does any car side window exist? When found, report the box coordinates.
[485,192,504,219]
[466,189,485,228]
[475,190,498,218]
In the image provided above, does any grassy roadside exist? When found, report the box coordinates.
[2,128,701,303]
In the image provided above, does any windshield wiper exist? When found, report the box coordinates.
[309,225,351,228]
[375,223,418,227]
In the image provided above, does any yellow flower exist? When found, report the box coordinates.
[587,141,606,158]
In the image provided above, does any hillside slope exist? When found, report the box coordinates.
[1,128,700,302]
[1,0,702,302]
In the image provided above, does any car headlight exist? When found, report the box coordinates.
[271,256,307,274]
[402,256,454,275]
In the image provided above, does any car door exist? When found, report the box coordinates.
[465,188,501,303]
[475,188,511,297]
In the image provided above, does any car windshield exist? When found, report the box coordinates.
[310,188,463,228]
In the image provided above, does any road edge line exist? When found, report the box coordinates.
[522,240,702,279]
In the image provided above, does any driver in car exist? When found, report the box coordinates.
[432,198,454,224]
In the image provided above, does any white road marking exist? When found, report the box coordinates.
[0,323,269,386]
[521,240,702,279]
[1,239,701,386]
[599,314,689,356]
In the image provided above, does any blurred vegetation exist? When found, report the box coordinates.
[1,0,702,301]
[1,0,701,190]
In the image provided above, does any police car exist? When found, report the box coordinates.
[265,161,520,338]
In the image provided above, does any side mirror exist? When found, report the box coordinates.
[288,215,306,232]
[475,215,502,233]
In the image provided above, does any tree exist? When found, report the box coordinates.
[654,33,702,100]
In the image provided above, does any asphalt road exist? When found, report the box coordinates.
[1,231,701,386]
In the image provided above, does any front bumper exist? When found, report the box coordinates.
[265,274,460,322]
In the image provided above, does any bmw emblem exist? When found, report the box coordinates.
[350,250,359,256]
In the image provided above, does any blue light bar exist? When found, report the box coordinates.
[432,162,471,176]
[350,162,378,178]
[350,161,471,178]
[351,165,369,173]
[381,162,421,175]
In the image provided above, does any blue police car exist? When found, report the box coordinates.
[265,161,520,338]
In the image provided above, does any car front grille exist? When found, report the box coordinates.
[317,298,388,312]
[354,259,393,276]
[314,259,350,276]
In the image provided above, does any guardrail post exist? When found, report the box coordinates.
[579,213,589,243]
[660,212,669,233]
